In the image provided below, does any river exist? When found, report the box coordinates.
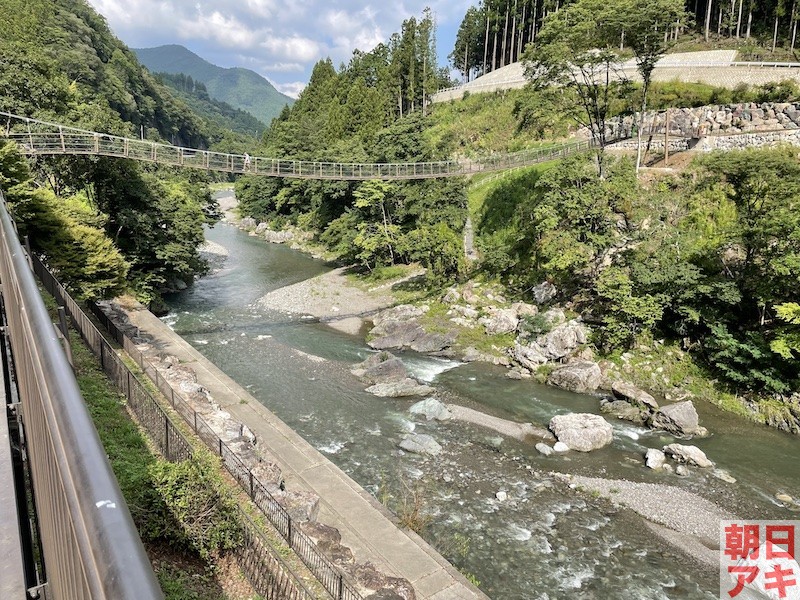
[164,221,800,600]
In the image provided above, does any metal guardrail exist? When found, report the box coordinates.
[0,192,162,600]
[32,254,363,600]
[1,111,598,180]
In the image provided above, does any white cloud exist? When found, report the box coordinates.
[86,0,471,87]
[179,10,261,49]
[259,36,321,62]
[272,81,307,99]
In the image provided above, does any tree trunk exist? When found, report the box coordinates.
[492,27,499,71]
[464,43,469,82]
[746,7,753,39]
[705,0,713,42]
[531,0,538,42]
[717,3,723,36]
[518,1,527,59]
[483,12,490,74]
[793,4,798,50]
[773,14,780,53]
[501,5,510,67]
[736,0,744,38]
[511,0,519,63]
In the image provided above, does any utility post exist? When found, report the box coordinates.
[664,109,670,167]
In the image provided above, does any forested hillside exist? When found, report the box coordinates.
[154,72,267,138]
[135,44,294,125]
[237,9,467,282]
[451,0,800,81]
[0,0,221,307]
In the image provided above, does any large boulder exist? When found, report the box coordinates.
[409,331,457,353]
[272,489,320,522]
[513,342,549,370]
[480,308,519,335]
[535,320,589,361]
[612,381,659,411]
[366,379,433,398]
[531,281,558,305]
[547,361,602,393]
[368,305,454,353]
[599,398,649,425]
[662,443,713,468]
[368,320,426,350]
[650,400,701,436]
[644,448,666,470]
[351,352,408,384]
[398,433,442,456]
[409,398,452,421]
[549,413,614,452]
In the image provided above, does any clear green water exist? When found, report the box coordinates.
[164,222,800,600]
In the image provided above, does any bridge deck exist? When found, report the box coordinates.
[1,111,595,180]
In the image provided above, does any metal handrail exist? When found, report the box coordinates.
[0,192,162,599]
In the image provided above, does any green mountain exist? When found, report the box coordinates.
[134,45,293,126]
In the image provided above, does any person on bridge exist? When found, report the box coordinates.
[244,152,251,171]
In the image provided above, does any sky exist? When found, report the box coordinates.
[86,0,474,98]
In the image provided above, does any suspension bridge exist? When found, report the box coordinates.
[1,111,604,180]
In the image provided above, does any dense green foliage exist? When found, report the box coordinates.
[236,12,467,281]
[452,0,800,82]
[0,0,221,303]
[135,44,293,126]
[475,149,800,396]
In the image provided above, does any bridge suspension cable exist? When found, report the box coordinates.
[0,111,599,181]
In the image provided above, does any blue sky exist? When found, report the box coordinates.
[86,0,474,98]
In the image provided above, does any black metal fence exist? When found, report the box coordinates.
[0,194,163,600]
[32,254,364,600]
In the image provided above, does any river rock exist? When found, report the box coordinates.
[366,379,433,398]
[398,433,442,456]
[409,398,452,421]
[662,443,713,468]
[368,320,427,350]
[534,320,589,361]
[513,342,548,369]
[650,400,701,436]
[409,331,457,353]
[255,222,269,234]
[351,352,408,384]
[272,489,320,522]
[599,399,648,425]
[240,216,256,230]
[612,381,659,411]
[549,413,614,452]
[553,441,570,452]
[776,493,795,503]
[480,308,519,335]
[645,448,666,469]
[512,302,539,319]
[442,288,460,304]
[675,465,690,476]
[496,491,508,502]
[531,281,557,304]
[535,443,554,456]
[547,361,602,393]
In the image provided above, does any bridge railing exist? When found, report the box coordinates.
[0,192,163,600]
[1,110,602,180]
